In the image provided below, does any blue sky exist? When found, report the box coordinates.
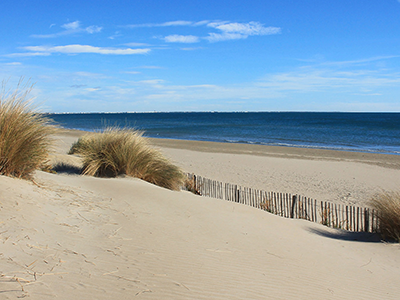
[1,0,400,112]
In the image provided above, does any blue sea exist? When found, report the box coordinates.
[49,112,400,155]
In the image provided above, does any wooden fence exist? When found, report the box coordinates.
[184,174,380,233]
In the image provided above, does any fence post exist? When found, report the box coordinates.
[291,195,297,218]
[185,174,375,234]
[364,208,369,232]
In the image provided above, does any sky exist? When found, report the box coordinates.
[1,0,400,113]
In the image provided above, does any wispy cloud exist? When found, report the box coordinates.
[126,20,198,28]
[164,35,200,43]
[16,44,151,56]
[138,65,164,69]
[160,20,193,27]
[4,62,22,65]
[124,42,151,47]
[318,55,400,67]
[205,21,281,42]
[256,66,400,94]
[7,52,51,57]
[208,21,280,35]
[31,21,102,38]
[61,21,80,31]
[25,55,400,112]
[85,87,101,92]
[180,47,203,51]
[123,71,141,74]
[127,20,281,44]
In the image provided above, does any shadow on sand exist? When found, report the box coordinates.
[52,163,83,175]
[308,227,383,243]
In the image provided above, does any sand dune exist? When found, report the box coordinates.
[1,131,400,299]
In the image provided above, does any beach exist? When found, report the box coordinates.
[1,129,400,299]
[148,137,400,207]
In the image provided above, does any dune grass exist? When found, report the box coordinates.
[69,128,185,190]
[370,191,400,242]
[0,81,56,179]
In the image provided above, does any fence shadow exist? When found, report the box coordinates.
[307,227,382,243]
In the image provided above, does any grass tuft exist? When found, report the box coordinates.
[183,175,201,195]
[370,191,400,242]
[69,128,185,190]
[0,80,56,179]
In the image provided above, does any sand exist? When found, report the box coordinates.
[1,130,400,299]
[148,137,400,206]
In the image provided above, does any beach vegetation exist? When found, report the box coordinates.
[370,191,400,242]
[0,80,55,179]
[320,207,331,227]
[69,128,185,190]
[183,174,201,195]
[260,200,273,213]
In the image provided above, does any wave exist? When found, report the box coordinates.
[222,139,400,155]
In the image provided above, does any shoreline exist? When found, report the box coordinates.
[147,137,400,170]
[57,128,400,170]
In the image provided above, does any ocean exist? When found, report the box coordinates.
[49,112,400,155]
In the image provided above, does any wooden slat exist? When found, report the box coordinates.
[184,173,377,233]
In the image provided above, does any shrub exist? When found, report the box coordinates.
[370,191,400,242]
[69,128,185,190]
[0,80,55,179]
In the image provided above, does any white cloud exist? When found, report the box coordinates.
[319,55,400,67]
[126,20,194,28]
[164,35,200,43]
[62,21,80,30]
[206,32,246,42]
[31,21,103,38]
[127,20,209,28]
[208,21,280,35]
[7,52,51,57]
[22,44,151,55]
[137,79,165,88]
[205,21,281,42]
[85,87,101,92]
[161,21,193,27]
[4,62,22,65]
[85,25,102,34]
[134,20,281,43]
[124,42,151,47]
[139,79,164,84]
[193,20,210,26]
[180,47,203,51]
[256,66,400,94]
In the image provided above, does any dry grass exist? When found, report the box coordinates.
[69,128,185,190]
[370,191,400,242]
[183,175,201,195]
[0,80,56,179]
